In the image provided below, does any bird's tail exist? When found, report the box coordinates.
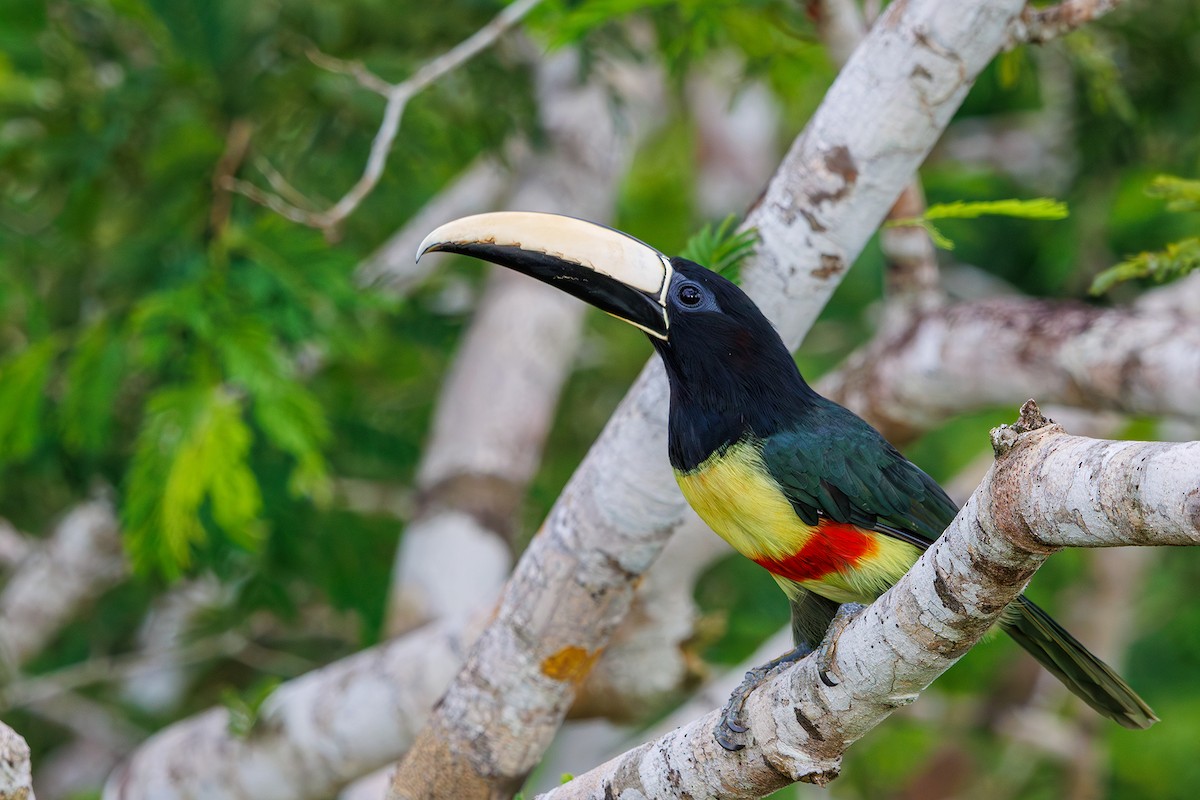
[1003,596,1157,729]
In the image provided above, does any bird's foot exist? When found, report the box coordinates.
[812,602,865,687]
[714,644,813,752]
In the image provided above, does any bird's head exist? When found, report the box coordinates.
[417,212,812,457]
[417,211,784,367]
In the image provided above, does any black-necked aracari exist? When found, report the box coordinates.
[417,211,1156,748]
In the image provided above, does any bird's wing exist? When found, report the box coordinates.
[761,403,959,547]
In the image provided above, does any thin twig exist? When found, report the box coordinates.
[0,632,247,711]
[305,49,394,96]
[255,157,322,212]
[209,118,255,236]
[228,0,544,235]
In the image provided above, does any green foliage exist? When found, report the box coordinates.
[0,337,60,464]
[1146,174,1200,212]
[533,0,829,115]
[1091,237,1200,295]
[537,0,813,65]
[887,198,1070,250]
[222,676,283,738]
[1065,29,1137,124]
[124,385,264,578]
[61,320,127,455]
[1092,175,1200,294]
[679,215,758,283]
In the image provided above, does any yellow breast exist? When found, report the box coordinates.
[674,439,815,563]
[674,438,922,605]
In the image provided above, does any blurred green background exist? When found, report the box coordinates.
[1,0,1199,797]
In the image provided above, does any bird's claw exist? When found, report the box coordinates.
[713,646,814,752]
[714,720,746,752]
[714,674,754,751]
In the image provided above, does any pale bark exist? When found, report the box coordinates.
[539,403,1198,798]
[387,1,1028,797]
[0,500,125,676]
[740,0,1026,344]
[0,721,33,800]
[387,267,582,632]
[821,295,1200,445]
[119,575,228,713]
[104,618,473,800]
[0,523,31,571]
[570,514,729,721]
[810,0,940,300]
[105,519,729,800]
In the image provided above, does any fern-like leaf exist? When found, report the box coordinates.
[680,215,759,283]
[0,337,61,464]
[886,197,1069,250]
[1146,175,1200,213]
[124,384,264,578]
[222,677,282,738]
[1090,238,1200,296]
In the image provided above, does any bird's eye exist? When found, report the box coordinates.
[678,283,703,307]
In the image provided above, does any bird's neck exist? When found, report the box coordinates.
[659,341,819,472]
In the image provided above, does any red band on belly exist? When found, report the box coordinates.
[752,520,877,583]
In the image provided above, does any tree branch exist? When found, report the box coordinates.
[1010,0,1126,45]
[103,618,472,800]
[226,0,544,235]
[539,402,1195,798]
[820,295,1200,445]
[0,500,125,677]
[810,0,941,301]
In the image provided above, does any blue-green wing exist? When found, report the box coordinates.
[760,400,959,547]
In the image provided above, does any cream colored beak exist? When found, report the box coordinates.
[417,211,673,340]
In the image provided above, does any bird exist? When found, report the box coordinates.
[417,211,1157,749]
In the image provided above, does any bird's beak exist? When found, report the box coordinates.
[417,211,672,340]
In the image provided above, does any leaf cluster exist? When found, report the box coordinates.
[679,215,758,283]
[1091,175,1200,294]
[0,0,521,582]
